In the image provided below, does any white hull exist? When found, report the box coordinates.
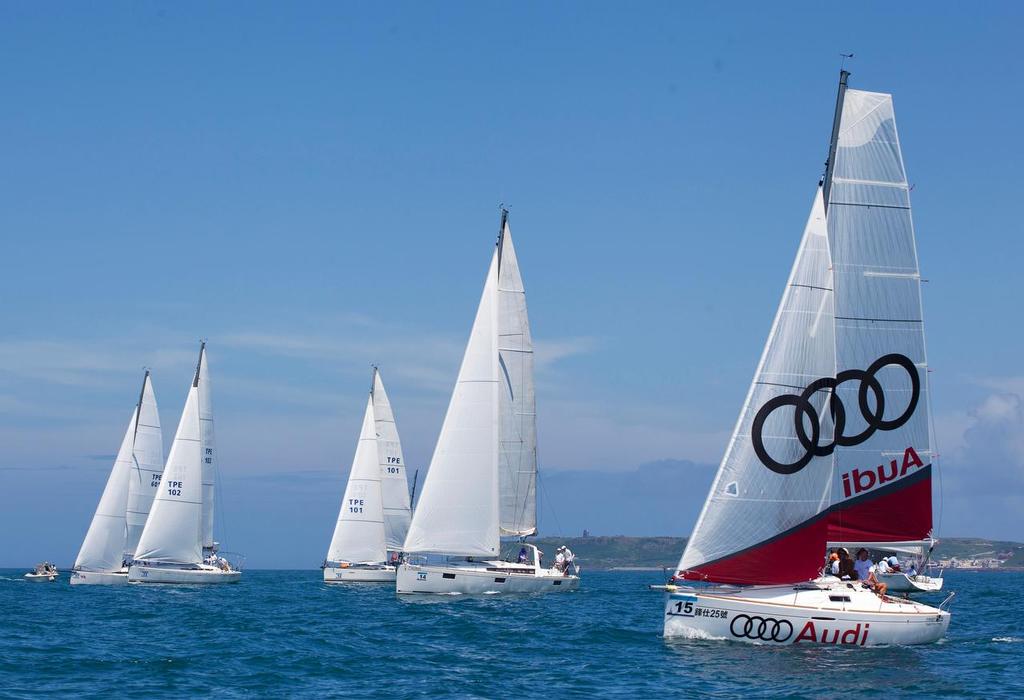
[662,578,949,646]
[24,573,58,582]
[324,565,397,583]
[397,561,580,595]
[878,572,943,593]
[70,569,129,586]
[128,563,241,584]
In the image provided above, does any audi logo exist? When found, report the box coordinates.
[730,614,794,643]
[751,353,920,475]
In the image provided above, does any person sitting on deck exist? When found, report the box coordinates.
[554,547,565,572]
[837,548,857,580]
[863,565,888,597]
[826,551,840,576]
[854,548,874,581]
[517,547,529,564]
[876,557,892,574]
[887,556,901,572]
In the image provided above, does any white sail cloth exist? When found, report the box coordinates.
[73,410,140,573]
[374,370,413,550]
[198,347,217,551]
[125,374,163,557]
[404,220,537,556]
[134,382,204,565]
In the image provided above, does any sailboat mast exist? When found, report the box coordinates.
[822,69,850,212]
[496,207,508,269]
[193,341,205,388]
[131,369,150,444]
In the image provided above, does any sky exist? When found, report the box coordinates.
[1,3,1022,567]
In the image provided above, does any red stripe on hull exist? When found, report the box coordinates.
[681,468,931,585]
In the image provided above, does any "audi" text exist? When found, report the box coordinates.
[841,446,924,498]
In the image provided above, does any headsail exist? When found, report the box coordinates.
[373,369,413,551]
[134,375,204,565]
[124,372,163,558]
[74,408,139,573]
[327,394,388,564]
[678,76,932,584]
[402,224,502,557]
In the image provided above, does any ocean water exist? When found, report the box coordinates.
[1,569,1021,698]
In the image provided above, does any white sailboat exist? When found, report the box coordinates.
[397,211,579,595]
[662,72,952,645]
[128,343,240,584]
[71,371,163,585]
[324,367,413,583]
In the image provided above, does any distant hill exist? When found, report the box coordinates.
[532,536,1024,570]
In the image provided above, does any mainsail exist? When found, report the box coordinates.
[327,393,388,564]
[125,372,163,558]
[403,213,536,556]
[373,369,413,550]
[678,76,933,585]
[198,344,217,553]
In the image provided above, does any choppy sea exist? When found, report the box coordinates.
[1,569,1021,698]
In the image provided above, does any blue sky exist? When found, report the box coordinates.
[1,3,1022,567]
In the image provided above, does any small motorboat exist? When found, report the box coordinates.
[878,571,944,594]
[25,562,59,582]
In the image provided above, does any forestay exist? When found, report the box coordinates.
[327,395,388,564]
[677,83,933,585]
[125,372,164,558]
[373,370,412,551]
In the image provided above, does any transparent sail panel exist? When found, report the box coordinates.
[827,90,932,537]
[680,190,836,573]
[497,225,538,537]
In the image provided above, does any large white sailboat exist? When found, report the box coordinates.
[662,73,952,645]
[324,367,413,583]
[128,343,241,584]
[397,211,579,595]
[71,371,163,586]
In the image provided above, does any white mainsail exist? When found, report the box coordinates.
[125,372,164,558]
[403,215,535,557]
[133,375,204,565]
[327,395,388,564]
[677,79,934,584]
[198,345,217,553]
[497,228,537,537]
[73,409,139,573]
[373,369,413,550]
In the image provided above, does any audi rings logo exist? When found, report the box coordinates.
[730,615,793,642]
[751,353,920,475]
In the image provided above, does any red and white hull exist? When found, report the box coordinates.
[663,579,950,646]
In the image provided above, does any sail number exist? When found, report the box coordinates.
[348,498,364,514]
[386,467,401,474]
[166,480,183,497]
[150,473,162,487]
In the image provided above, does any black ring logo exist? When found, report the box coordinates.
[751,353,920,475]
[729,614,794,642]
